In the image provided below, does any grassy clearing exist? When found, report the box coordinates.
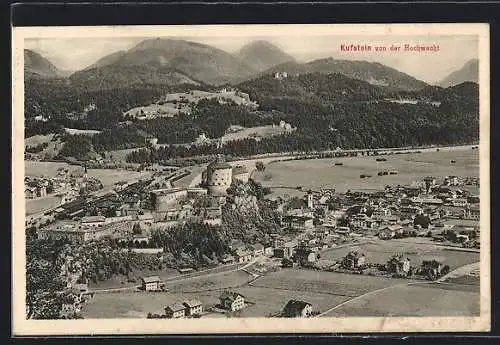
[323,283,480,317]
[320,240,479,270]
[82,290,221,318]
[25,161,149,188]
[222,125,294,143]
[125,90,257,119]
[253,149,479,193]
[166,270,253,293]
[25,195,61,215]
[82,270,252,318]
[236,286,350,317]
[251,268,405,298]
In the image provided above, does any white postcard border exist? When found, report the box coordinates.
[12,23,491,335]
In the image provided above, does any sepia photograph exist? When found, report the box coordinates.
[11,23,490,335]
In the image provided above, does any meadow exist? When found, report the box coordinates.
[253,148,479,194]
[25,195,61,215]
[25,160,150,188]
[250,268,408,298]
[323,282,480,317]
[320,239,479,270]
[82,269,253,318]
[221,125,295,143]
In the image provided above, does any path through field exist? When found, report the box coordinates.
[316,261,481,317]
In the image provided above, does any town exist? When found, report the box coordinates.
[25,150,480,319]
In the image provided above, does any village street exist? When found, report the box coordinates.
[89,258,258,294]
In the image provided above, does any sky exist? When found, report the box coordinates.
[25,34,478,84]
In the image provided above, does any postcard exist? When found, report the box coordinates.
[12,23,490,335]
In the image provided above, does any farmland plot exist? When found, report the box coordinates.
[254,148,479,193]
[320,240,479,270]
[324,283,480,317]
[251,269,406,298]
[166,270,253,293]
[236,286,350,317]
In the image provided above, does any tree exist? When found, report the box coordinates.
[255,161,265,171]
[414,214,431,229]
[132,222,142,235]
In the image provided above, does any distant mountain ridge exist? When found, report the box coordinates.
[235,40,296,72]
[437,59,478,87]
[24,49,64,79]
[77,38,258,87]
[253,58,429,91]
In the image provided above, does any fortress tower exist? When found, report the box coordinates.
[206,158,233,196]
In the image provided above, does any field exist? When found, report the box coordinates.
[82,269,253,318]
[82,290,222,318]
[81,262,481,318]
[251,268,409,298]
[25,195,61,215]
[25,161,150,188]
[253,148,479,194]
[25,134,63,157]
[236,286,350,317]
[222,125,295,143]
[106,148,144,162]
[320,239,479,270]
[323,282,480,317]
[124,89,257,118]
[165,270,253,293]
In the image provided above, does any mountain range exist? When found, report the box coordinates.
[437,59,479,87]
[24,49,65,79]
[24,38,478,92]
[235,40,296,72]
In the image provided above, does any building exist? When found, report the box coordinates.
[424,176,436,193]
[378,225,403,240]
[281,300,313,318]
[250,243,265,257]
[463,204,480,220]
[206,159,233,196]
[274,71,288,80]
[221,255,235,265]
[165,302,186,319]
[60,302,80,318]
[307,190,314,210]
[37,224,113,243]
[342,251,366,269]
[421,260,444,278]
[283,215,314,230]
[81,215,106,227]
[386,255,411,275]
[150,188,189,212]
[452,198,468,207]
[141,276,161,291]
[294,246,317,266]
[399,206,424,218]
[182,299,203,316]
[219,291,245,311]
[235,248,253,263]
[232,166,250,184]
[351,214,374,229]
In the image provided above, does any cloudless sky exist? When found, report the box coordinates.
[25,34,478,84]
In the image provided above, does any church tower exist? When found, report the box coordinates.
[307,190,314,209]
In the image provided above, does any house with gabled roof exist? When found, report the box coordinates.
[182,299,203,316]
[281,299,313,318]
[219,291,245,311]
[165,302,186,318]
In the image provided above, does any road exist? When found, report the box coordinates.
[89,258,257,294]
